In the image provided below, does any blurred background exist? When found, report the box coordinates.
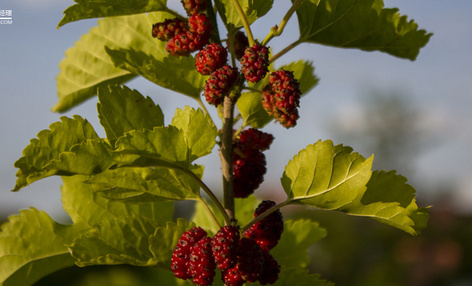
[1,0,471,285]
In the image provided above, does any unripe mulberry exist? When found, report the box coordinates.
[240,44,269,83]
[262,69,301,128]
[211,225,240,270]
[152,18,188,41]
[181,0,207,15]
[171,227,207,280]
[188,237,216,286]
[195,43,228,75]
[259,250,280,285]
[233,147,266,198]
[238,128,274,151]
[203,65,240,106]
[243,200,284,250]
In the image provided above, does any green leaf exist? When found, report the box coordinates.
[54,12,174,112]
[171,107,218,162]
[294,0,432,60]
[105,48,207,100]
[0,208,87,286]
[12,115,99,191]
[149,218,195,267]
[97,85,164,146]
[58,0,169,28]
[86,164,204,201]
[61,175,174,228]
[346,170,429,235]
[215,0,274,30]
[282,140,427,235]
[69,215,157,267]
[271,219,327,268]
[237,60,318,128]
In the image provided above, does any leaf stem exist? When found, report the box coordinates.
[269,39,302,64]
[240,200,290,232]
[261,0,304,46]
[232,0,255,46]
[220,96,235,222]
[197,196,222,229]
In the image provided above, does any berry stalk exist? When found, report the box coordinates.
[269,39,302,63]
[220,96,236,221]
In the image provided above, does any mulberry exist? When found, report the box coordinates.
[188,237,216,286]
[212,225,240,270]
[259,250,280,285]
[262,69,301,128]
[240,44,270,83]
[195,43,228,75]
[181,0,207,16]
[165,13,212,56]
[203,65,240,106]
[152,18,188,41]
[171,227,207,280]
[229,31,249,60]
[238,128,274,151]
[233,147,266,198]
[243,200,284,251]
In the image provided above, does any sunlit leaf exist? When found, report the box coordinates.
[12,116,99,191]
[215,0,273,30]
[0,208,87,286]
[54,12,173,112]
[97,85,164,146]
[282,140,427,235]
[58,0,170,27]
[294,0,432,60]
[105,48,206,100]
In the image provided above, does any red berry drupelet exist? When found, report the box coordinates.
[152,18,188,41]
[244,200,284,251]
[262,69,302,128]
[171,227,207,280]
[181,0,207,16]
[195,43,228,75]
[240,44,270,83]
[203,65,240,106]
[211,225,240,270]
[188,237,216,286]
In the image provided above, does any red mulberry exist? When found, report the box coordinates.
[165,13,212,56]
[233,147,266,198]
[262,69,301,128]
[188,237,216,286]
[195,43,228,75]
[211,225,240,270]
[203,65,240,106]
[243,200,284,251]
[181,0,207,16]
[259,250,280,285]
[152,18,188,41]
[171,227,207,280]
[240,44,270,83]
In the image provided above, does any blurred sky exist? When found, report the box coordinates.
[1,0,472,221]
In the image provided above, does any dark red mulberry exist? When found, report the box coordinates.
[233,147,266,198]
[195,43,228,75]
[240,44,270,83]
[243,200,284,251]
[259,250,280,285]
[228,31,249,60]
[211,225,240,270]
[188,237,216,286]
[203,65,240,106]
[238,128,274,151]
[171,227,207,280]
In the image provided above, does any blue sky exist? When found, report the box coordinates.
[1,0,472,220]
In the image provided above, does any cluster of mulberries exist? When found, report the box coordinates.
[171,200,282,285]
[233,128,274,198]
[262,69,302,128]
[152,0,211,56]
